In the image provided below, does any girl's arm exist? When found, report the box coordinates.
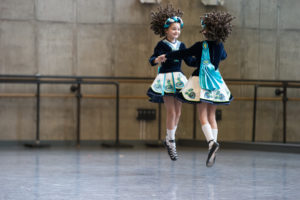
[166,42,201,61]
[183,56,197,67]
[220,43,227,61]
[149,43,163,66]
[181,43,197,67]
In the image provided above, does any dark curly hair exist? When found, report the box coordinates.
[150,4,183,37]
[200,11,235,43]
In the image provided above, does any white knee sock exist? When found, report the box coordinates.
[166,128,176,140]
[201,124,214,143]
[212,129,218,142]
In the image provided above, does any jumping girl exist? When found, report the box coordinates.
[147,5,196,161]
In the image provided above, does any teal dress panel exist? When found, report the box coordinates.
[199,41,224,91]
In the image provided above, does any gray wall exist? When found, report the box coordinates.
[0,0,300,143]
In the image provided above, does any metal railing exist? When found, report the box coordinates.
[1,75,300,145]
[0,75,119,147]
[251,81,300,143]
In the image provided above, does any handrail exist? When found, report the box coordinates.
[0,76,120,147]
[2,93,300,101]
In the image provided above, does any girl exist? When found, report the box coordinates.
[159,11,234,167]
[147,5,196,161]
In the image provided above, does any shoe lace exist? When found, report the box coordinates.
[167,141,177,156]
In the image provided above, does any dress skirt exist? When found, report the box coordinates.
[147,72,188,103]
[177,75,233,105]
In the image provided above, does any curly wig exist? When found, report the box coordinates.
[150,4,183,37]
[200,11,235,43]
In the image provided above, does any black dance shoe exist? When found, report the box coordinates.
[164,139,178,161]
[206,140,219,167]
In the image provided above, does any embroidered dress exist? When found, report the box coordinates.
[147,39,193,103]
[178,41,233,104]
[148,71,187,103]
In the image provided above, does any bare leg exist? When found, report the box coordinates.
[208,104,217,129]
[163,96,176,130]
[174,98,182,127]
[197,103,209,126]
[208,104,218,142]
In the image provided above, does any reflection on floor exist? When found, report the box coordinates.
[0,146,299,200]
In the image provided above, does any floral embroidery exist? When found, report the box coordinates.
[175,76,184,88]
[185,88,196,99]
[204,91,212,99]
[154,79,162,92]
[204,90,225,101]
[215,91,225,100]
[165,80,174,91]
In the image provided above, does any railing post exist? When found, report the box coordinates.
[36,79,41,144]
[102,82,132,148]
[252,85,258,142]
[116,82,120,145]
[24,76,49,148]
[76,80,81,147]
[282,82,287,143]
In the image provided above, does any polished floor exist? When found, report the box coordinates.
[0,146,299,200]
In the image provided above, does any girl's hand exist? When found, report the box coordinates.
[156,54,167,63]
[154,57,160,64]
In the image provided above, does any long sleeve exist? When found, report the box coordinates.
[209,42,227,70]
[166,42,202,61]
[149,43,163,66]
[180,43,197,67]
[220,43,227,61]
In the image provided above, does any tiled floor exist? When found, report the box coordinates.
[0,146,299,200]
